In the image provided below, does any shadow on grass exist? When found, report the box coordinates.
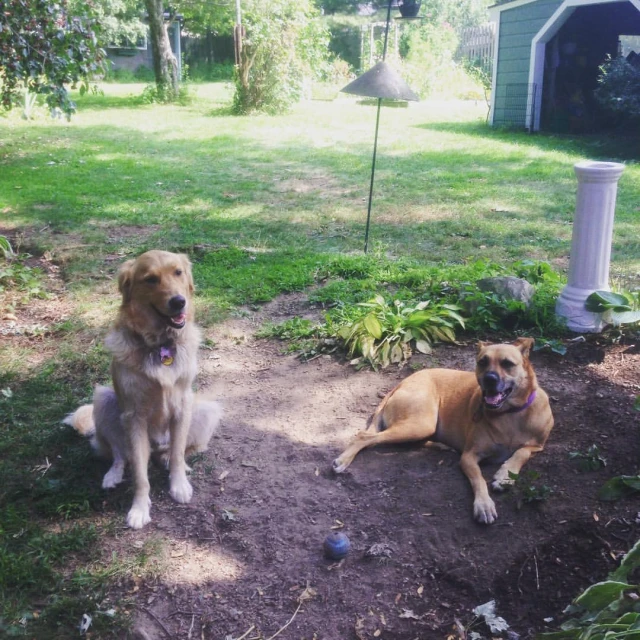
[416,120,640,162]
[1,112,638,270]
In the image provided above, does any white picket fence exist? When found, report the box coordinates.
[456,23,495,71]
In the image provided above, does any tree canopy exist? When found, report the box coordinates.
[0,0,105,117]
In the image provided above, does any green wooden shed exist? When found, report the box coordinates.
[488,0,640,131]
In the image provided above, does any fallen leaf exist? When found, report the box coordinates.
[417,585,424,595]
[299,585,318,603]
[365,543,393,558]
[593,512,600,522]
[218,470,230,481]
[374,630,381,637]
[399,609,421,620]
[79,613,92,634]
[472,600,509,633]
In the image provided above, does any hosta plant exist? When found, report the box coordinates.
[585,290,640,327]
[337,295,465,368]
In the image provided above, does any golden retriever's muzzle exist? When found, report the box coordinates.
[154,294,188,329]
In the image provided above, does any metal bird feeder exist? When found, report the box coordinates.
[341,0,420,253]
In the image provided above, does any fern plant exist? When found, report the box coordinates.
[336,295,465,368]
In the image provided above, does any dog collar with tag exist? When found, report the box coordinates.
[159,346,175,366]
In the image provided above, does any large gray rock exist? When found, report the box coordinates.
[476,276,535,307]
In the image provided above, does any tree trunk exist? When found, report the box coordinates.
[144,0,179,99]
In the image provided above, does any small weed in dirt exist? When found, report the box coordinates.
[508,470,553,509]
[569,444,607,472]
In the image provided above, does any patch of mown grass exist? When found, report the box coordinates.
[0,82,638,633]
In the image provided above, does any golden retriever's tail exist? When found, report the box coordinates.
[63,403,96,436]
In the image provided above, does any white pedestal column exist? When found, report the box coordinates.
[556,160,625,332]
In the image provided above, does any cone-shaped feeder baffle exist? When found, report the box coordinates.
[341,61,419,101]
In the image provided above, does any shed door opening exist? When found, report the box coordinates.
[540,2,640,132]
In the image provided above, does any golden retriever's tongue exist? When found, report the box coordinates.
[169,312,186,328]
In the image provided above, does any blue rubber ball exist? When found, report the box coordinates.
[323,531,350,560]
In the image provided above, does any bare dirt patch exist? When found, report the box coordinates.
[97,294,640,640]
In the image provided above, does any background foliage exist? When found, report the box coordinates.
[0,0,105,118]
[233,0,331,114]
[595,55,640,124]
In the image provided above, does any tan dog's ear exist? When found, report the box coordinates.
[117,259,136,303]
[180,254,194,294]
[476,341,490,352]
[513,337,535,358]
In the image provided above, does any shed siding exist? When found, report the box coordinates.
[493,0,564,126]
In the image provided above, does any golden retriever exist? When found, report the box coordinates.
[332,338,554,523]
[65,250,221,529]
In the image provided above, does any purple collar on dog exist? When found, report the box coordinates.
[505,390,536,414]
[160,346,175,366]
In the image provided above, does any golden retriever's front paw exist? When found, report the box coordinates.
[170,476,193,503]
[102,466,124,489]
[473,498,497,524]
[127,500,151,529]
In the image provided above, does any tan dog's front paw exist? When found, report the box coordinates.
[332,456,349,474]
[170,475,193,503]
[473,497,497,524]
[491,467,515,492]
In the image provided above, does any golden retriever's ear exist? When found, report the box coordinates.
[180,254,194,294]
[513,337,534,358]
[117,259,135,303]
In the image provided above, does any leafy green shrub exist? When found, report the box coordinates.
[595,55,640,123]
[336,294,465,368]
[461,56,492,117]
[459,261,565,336]
[233,0,330,114]
[399,21,465,99]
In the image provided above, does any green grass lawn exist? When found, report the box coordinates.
[0,81,638,636]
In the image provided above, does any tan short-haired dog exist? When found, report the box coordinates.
[65,250,221,529]
[333,338,554,523]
